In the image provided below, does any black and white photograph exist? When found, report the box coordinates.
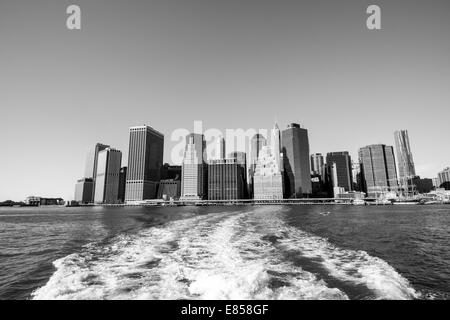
[0,0,449,311]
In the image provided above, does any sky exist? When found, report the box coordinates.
[1,0,449,201]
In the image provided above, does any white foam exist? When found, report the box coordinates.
[247,207,420,300]
[32,207,418,300]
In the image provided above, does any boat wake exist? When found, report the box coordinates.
[32,207,420,300]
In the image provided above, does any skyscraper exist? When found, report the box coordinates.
[359,144,398,198]
[125,126,164,202]
[253,124,284,200]
[118,167,127,203]
[310,153,325,178]
[248,133,267,197]
[253,146,284,200]
[272,123,282,170]
[229,151,248,199]
[94,148,122,204]
[352,161,361,191]
[180,133,207,200]
[208,157,246,200]
[84,143,109,201]
[74,178,93,204]
[394,130,416,180]
[326,152,353,191]
[215,135,226,160]
[281,123,312,198]
[250,134,267,167]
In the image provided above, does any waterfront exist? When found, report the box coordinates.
[0,205,449,300]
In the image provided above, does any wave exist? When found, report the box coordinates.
[246,208,420,300]
[32,207,419,300]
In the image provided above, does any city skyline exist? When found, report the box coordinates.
[69,121,446,204]
[1,120,449,201]
[1,0,450,201]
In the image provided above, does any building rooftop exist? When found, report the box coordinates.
[129,125,164,138]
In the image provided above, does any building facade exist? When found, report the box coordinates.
[94,148,122,204]
[432,178,440,189]
[394,130,416,180]
[208,157,246,200]
[253,146,284,200]
[326,151,353,192]
[411,177,433,194]
[74,178,94,204]
[310,153,325,178]
[215,135,226,160]
[253,125,284,200]
[157,179,181,200]
[352,161,361,191]
[118,167,127,203]
[161,163,182,180]
[180,133,207,200]
[84,143,109,201]
[229,151,248,198]
[437,167,450,189]
[25,197,65,206]
[359,144,398,198]
[248,133,267,197]
[281,123,312,198]
[125,126,164,202]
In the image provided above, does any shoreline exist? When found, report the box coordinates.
[3,200,448,209]
[68,199,450,207]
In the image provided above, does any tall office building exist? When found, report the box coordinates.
[253,124,284,200]
[310,153,325,178]
[352,161,361,191]
[394,130,416,180]
[118,167,127,203]
[250,134,267,166]
[358,144,398,198]
[253,146,284,200]
[180,133,207,200]
[271,124,282,169]
[208,156,246,200]
[215,135,226,160]
[125,126,164,202]
[74,178,94,204]
[94,148,122,204]
[84,143,109,201]
[281,123,312,198]
[248,133,267,197]
[326,152,353,191]
[229,151,248,199]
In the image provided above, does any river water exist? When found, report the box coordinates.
[0,205,448,300]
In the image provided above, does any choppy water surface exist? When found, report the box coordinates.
[0,205,448,300]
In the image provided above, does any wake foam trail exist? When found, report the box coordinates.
[177,213,347,299]
[246,207,420,300]
[32,209,347,300]
[32,207,419,300]
[31,212,224,300]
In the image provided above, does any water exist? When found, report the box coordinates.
[0,205,448,300]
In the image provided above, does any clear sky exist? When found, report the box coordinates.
[1,0,449,201]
